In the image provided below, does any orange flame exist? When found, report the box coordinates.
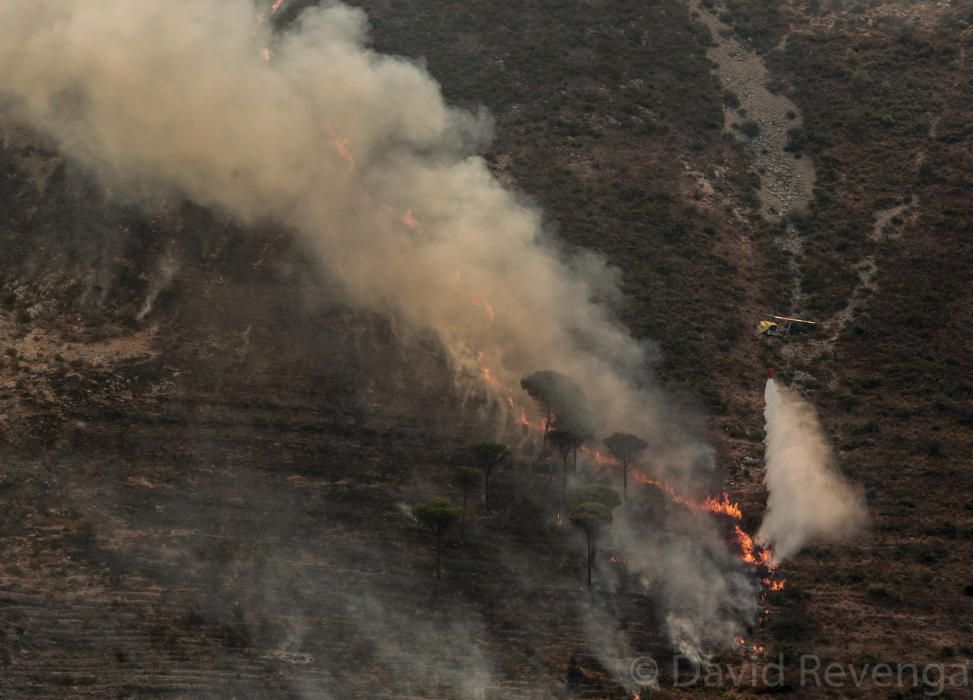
[734,635,766,656]
[702,492,743,519]
[734,525,757,564]
[471,293,495,322]
[324,121,355,173]
[734,525,777,570]
[633,474,742,520]
[270,0,284,13]
[476,351,502,390]
[581,445,618,466]
[401,208,422,232]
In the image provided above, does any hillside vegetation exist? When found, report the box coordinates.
[0,0,970,697]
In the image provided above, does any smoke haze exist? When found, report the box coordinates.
[0,0,760,662]
[0,0,708,464]
[758,379,867,560]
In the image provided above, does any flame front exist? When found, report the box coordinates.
[702,492,743,519]
[633,473,743,520]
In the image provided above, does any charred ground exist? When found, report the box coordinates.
[0,0,971,697]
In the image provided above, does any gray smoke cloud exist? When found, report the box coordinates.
[0,0,705,463]
[137,242,180,320]
[0,0,749,661]
[757,379,867,560]
[612,507,758,663]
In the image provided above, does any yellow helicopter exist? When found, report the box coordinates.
[755,314,817,338]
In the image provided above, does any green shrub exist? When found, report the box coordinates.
[740,119,761,138]
[768,612,811,641]
[866,583,889,599]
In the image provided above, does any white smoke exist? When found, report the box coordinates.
[0,0,750,660]
[137,243,180,320]
[757,379,867,560]
[0,0,707,465]
[613,509,759,662]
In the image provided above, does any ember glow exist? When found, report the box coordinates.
[470,293,495,322]
[733,635,766,657]
[476,352,503,390]
[401,208,422,232]
[581,445,618,466]
[323,121,355,173]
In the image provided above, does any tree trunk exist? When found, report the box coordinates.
[623,460,628,503]
[586,532,593,589]
[461,492,468,541]
[561,456,568,511]
[434,533,442,580]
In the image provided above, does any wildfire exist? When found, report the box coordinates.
[471,293,495,322]
[261,47,271,62]
[467,331,790,612]
[734,635,766,657]
[401,208,422,232]
[580,445,618,466]
[733,525,776,569]
[702,492,743,519]
[518,405,546,431]
[324,121,355,173]
[633,473,742,520]
[476,352,502,390]
[271,0,285,13]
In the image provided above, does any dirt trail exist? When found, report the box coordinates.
[689,0,815,316]
[825,198,916,341]
[691,1,921,364]
[782,197,919,366]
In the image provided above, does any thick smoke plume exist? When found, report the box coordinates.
[758,379,867,560]
[0,0,692,457]
[0,0,749,657]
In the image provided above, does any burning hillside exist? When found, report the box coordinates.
[0,0,898,697]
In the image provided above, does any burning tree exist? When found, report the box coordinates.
[470,441,509,510]
[519,370,596,438]
[413,498,462,580]
[548,428,586,510]
[568,485,621,589]
[452,466,482,540]
[603,432,648,503]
